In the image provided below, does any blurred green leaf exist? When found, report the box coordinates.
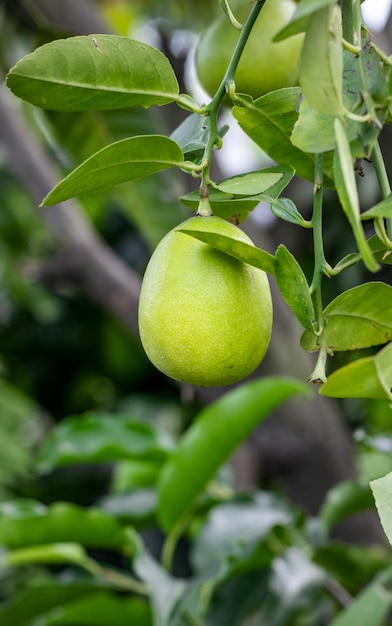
[37,412,174,473]
[0,500,124,550]
[2,543,90,569]
[41,135,184,205]
[99,490,156,526]
[6,35,179,111]
[361,194,392,220]
[157,377,310,531]
[191,492,294,578]
[320,480,374,531]
[274,0,336,41]
[371,471,392,546]
[330,568,392,626]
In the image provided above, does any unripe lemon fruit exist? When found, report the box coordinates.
[138,216,272,387]
[195,0,303,100]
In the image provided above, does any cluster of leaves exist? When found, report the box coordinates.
[1,379,392,626]
[4,0,392,624]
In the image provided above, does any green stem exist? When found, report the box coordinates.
[198,0,267,205]
[309,154,329,384]
[341,0,355,45]
[161,512,192,573]
[372,141,392,239]
[97,565,149,596]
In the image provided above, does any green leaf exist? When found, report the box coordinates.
[299,6,343,116]
[269,197,311,227]
[31,593,151,626]
[361,194,392,220]
[320,343,392,400]
[371,471,392,545]
[180,165,295,222]
[0,499,124,550]
[330,569,392,626]
[37,412,174,473]
[41,135,184,205]
[333,117,379,272]
[343,45,387,159]
[233,88,335,186]
[0,580,112,626]
[322,282,392,351]
[320,480,374,531]
[274,0,336,41]
[291,97,336,153]
[2,543,89,569]
[178,229,276,275]
[274,245,315,331]
[157,377,310,531]
[6,35,179,111]
[215,171,282,195]
[191,492,294,577]
[170,113,228,161]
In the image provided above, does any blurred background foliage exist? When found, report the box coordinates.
[2,0,392,624]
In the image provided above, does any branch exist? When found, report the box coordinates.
[0,88,141,337]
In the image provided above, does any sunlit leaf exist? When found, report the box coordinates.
[216,171,282,195]
[178,229,276,275]
[6,35,179,111]
[41,135,184,205]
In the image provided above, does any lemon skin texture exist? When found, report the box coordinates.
[195,0,304,100]
[138,216,272,387]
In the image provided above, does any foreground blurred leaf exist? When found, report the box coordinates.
[37,412,174,473]
[320,480,374,531]
[371,471,392,546]
[191,492,294,578]
[0,500,124,550]
[2,543,90,570]
[330,568,392,626]
[6,35,179,111]
[157,377,310,531]
[41,135,184,205]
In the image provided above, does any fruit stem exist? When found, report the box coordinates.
[372,140,392,240]
[199,0,267,202]
[309,153,329,383]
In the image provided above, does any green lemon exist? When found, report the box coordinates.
[138,215,272,387]
[195,0,304,100]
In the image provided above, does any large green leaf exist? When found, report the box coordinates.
[41,135,184,205]
[157,377,310,531]
[0,499,124,550]
[6,35,179,111]
[320,343,392,400]
[215,171,282,195]
[37,412,174,473]
[274,0,336,41]
[320,283,392,351]
[233,88,334,186]
[178,229,276,274]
